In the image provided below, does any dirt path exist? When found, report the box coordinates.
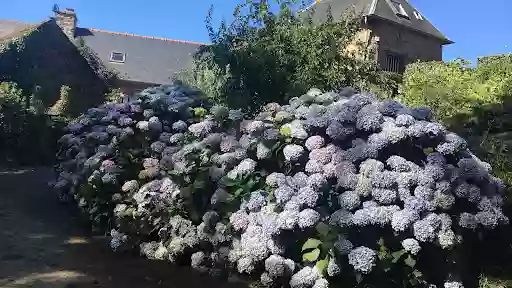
[0,167,246,288]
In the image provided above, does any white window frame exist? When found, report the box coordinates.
[389,0,409,19]
[413,10,424,20]
[109,51,126,63]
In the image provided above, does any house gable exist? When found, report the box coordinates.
[304,0,452,44]
[0,20,110,114]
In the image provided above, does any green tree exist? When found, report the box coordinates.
[179,0,384,113]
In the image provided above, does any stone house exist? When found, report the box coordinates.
[0,8,203,98]
[306,0,453,73]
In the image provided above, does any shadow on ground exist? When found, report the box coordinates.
[0,167,247,288]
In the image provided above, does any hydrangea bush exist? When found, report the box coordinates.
[53,84,509,287]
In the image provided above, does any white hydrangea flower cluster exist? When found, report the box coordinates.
[54,85,509,287]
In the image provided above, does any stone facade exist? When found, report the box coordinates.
[54,8,77,39]
[367,19,443,72]
[343,19,443,74]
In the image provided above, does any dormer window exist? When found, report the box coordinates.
[110,51,125,63]
[413,10,423,20]
[390,0,409,19]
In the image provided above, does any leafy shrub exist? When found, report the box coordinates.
[179,0,391,113]
[48,85,72,116]
[104,87,124,104]
[0,81,66,165]
[53,83,509,287]
[398,55,512,197]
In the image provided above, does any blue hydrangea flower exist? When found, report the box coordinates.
[356,105,383,132]
[348,246,377,274]
[401,238,421,255]
[329,209,353,228]
[283,144,305,162]
[297,186,319,208]
[289,266,320,288]
[338,190,361,211]
[327,257,341,276]
[305,160,324,174]
[298,209,321,229]
[444,281,464,288]
[277,210,299,230]
[305,136,325,151]
[392,209,420,232]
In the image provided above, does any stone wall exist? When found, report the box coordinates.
[0,20,110,115]
[369,19,443,68]
[54,9,77,39]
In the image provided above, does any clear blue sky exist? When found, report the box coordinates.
[1,0,510,62]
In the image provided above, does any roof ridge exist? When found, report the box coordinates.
[0,18,28,24]
[86,27,208,45]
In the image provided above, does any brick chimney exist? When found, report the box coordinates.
[54,8,77,39]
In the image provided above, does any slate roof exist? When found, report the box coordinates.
[303,0,452,44]
[0,19,36,41]
[75,28,204,85]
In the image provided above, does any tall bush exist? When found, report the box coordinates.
[179,0,390,113]
[0,81,66,165]
[398,55,512,194]
[398,56,512,126]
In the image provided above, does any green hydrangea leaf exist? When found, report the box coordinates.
[423,147,434,155]
[315,222,330,237]
[391,249,406,263]
[302,248,320,262]
[234,188,244,197]
[404,255,416,268]
[302,238,322,251]
[315,258,329,276]
[412,269,423,278]
[355,273,363,284]
[222,177,240,187]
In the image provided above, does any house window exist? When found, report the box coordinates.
[110,52,125,63]
[390,0,409,19]
[384,52,405,73]
[413,10,423,20]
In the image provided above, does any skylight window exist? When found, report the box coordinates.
[110,51,125,63]
[390,0,409,19]
[413,10,424,20]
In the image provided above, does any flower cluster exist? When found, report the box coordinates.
[54,85,508,288]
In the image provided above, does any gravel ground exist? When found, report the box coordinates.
[0,167,245,288]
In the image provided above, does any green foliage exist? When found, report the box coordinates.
[0,81,25,106]
[0,81,66,165]
[104,87,124,104]
[300,223,340,277]
[176,61,232,105]
[302,238,322,251]
[181,0,385,113]
[398,56,512,125]
[398,54,512,197]
[49,85,72,116]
